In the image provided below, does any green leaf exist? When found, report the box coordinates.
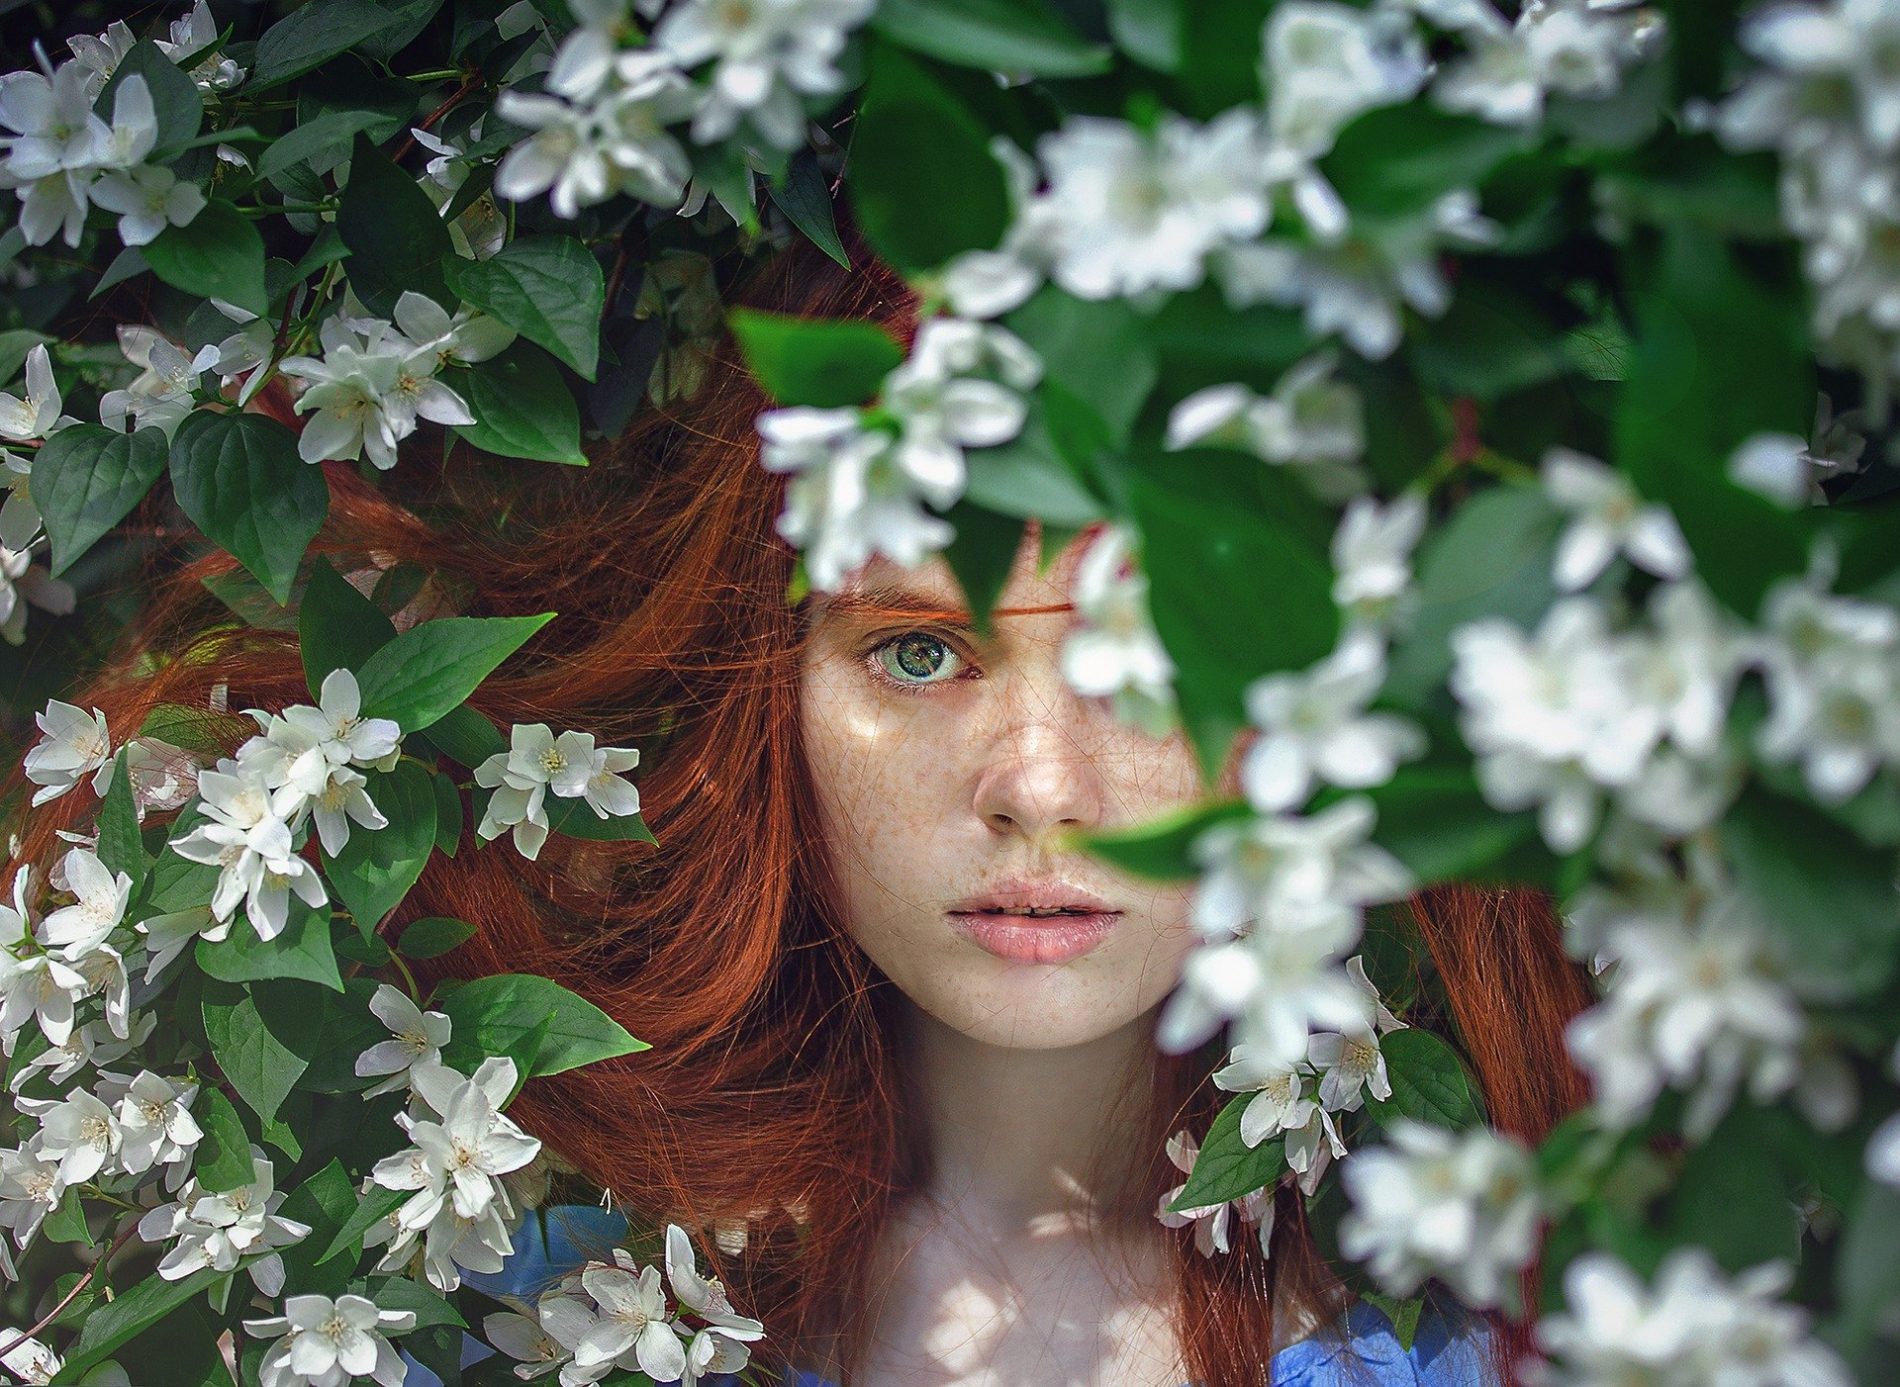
[960,395,1107,527]
[1835,1178,1900,1354]
[1663,1103,1802,1273]
[1004,288,1158,447]
[1168,1093,1287,1211]
[1407,278,1574,402]
[1107,0,1184,70]
[872,0,1113,77]
[729,309,903,408]
[50,1267,228,1383]
[365,1274,466,1328]
[168,411,329,606]
[317,1185,409,1266]
[850,40,1010,273]
[1614,226,1811,617]
[422,704,509,768]
[31,424,169,577]
[431,769,464,857]
[397,916,477,959]
[250,0,431,89]
[439,973,649,1080]
[96,39,203,158]
[338,134,453,316]
[769,151,850,269]
[324,761,438,932]
[1322,107,1531,219]
[191,1087,257,1192]
[0,327,52,384]
[445,235,604,380]
[202,979,323,1125]
[1366,767,1539,886]
[273,1159,360,1298]
[144,199,267,317]
[299,555,398,698]
[546,797,657,844]
[941,502,1025,639]
[354,612,555,733]
[42,1188,93,1246]
[1725,786,1899,1000]
[449,344,588,465]
[95,748,147,892]
[198,904,344,993]
[258,108,390,183]
[1362,1293,1426,1352]
[1366,1028,1486,1131]
[1079,800,1252,881]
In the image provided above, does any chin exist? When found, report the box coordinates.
[923,971,1165,1050]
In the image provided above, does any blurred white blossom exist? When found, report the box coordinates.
[1059,524,1178,738]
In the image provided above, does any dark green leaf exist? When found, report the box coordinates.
[299,554,398,698]
[1107,0,1184,70]
[365,1274,465,1328]
[191,1087,256,1193]
[421,704,509,768]
[144,199,267,316]
[97,40,202,158]
[729,309,904,408]
[31,424,168,577]
[202,979,323,1125]
[250,0,431,89]
[273,1159,360,1298]
[445,235,604,380]
[1367,767,1539,886]
[1366,1028,1486,1131]
[88,749,145,893]
[317,1185,409,1266]
[1004,288,1158,447]
[257,108,390,183]
[1080,800,1252,881]
[1322,107,1531,219]
[449,344,588,465]
[42,1188,93,1246]
[198,904,344,993]
[769,151,850,269]
[546,796,657,844]
[338,134,453,316]
[941,502,1025,639]
[397,916,476,959]
[324,761,438,932]
[354,612,555,733]
[438,973,649,1080]
[168,411,329,606]
[50,1267,228,1382]
[872,0,1113,77]
[1168,1092,1287,1210]
[431,769,464,857]
[961,395,1107,527]
[850,40,1010,273]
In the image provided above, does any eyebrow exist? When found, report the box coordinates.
[812,584,1074,625]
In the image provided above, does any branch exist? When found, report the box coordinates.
[0,1218,142,1361]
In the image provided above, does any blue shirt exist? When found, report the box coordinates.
[405,1205,1498,1386]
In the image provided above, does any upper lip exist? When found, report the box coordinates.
[946,880,1121,916]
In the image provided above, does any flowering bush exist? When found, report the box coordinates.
[0,1,1898,1385]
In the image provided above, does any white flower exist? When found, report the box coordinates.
[1307,955,1407,1114]
[92,72,156,171]
[0,1329,63,1385]
[1754,565,1900,804]
[355,984,453,1098]
[251,667,402,802]
[112,1070,201,1176]
[8,1013,149,1093]
[1240,634,1424,812]
[0,58,106,181]
[1541,447,1691,590]
[163,1,245,91]
[571,1258,686,1383]
[1339,1118,1542,1309]
[757,408,952,592]
[0,344,63,442]
[1213,1046,1345,1193]
[1414,0,1664,127]
[1727,430,1823,507]
[0,868,89,1052]
[1566,884,1807,1137]
[96,325,201,439]
[1189,798,1414,940]
[1155,1129,1275,1257]
[88,162,204,246]
[655,0,876,149]
[278,316,414,469]
[664,1223,766,1339]
[0,448,37,550]
[883,319,1040,496]
[138,1149,311,1292]
[494,50,697,217]
[0,1142,66,1271]
[1059,524,1177,738]
[484,1304,588,1380]
[372,1057,542,1239]
[136,904,228,980]
[1166,354,1366,498]
[0,537,76,645]
[189,299,276,406]
[473,723,598,860]
[244,1293,416,1387]
[939,139,1057,319]
[21,699,112,806]
[31,1086,122,1184]
[391,291,518,372]
[168,763,328,941]
[37,847,131,956]
[1217,191,1497,359]
[1331,492,1427,635]
[1537,1249,1852,1387]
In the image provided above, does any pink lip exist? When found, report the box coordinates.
[946,880,1122,965]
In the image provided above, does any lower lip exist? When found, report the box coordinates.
[948,912,1121,964]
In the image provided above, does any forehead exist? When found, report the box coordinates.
[819,523,1102,623]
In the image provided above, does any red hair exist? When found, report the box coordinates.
[7,230,1592,1385]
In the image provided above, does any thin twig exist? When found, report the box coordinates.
[0,1219,142,1361]
[392,71,483,167]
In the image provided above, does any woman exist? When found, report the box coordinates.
[31,230,1592,1386]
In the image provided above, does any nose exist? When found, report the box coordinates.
[970,676,1108,841]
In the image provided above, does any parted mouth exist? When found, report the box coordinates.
[945,881,1120,918]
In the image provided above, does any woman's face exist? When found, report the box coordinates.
[798,528,1204,1051]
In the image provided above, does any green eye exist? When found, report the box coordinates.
[874,632,964,685]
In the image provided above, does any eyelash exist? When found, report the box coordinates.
[858,628,982,694]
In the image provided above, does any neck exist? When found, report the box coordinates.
[899,1001,1158,1238]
